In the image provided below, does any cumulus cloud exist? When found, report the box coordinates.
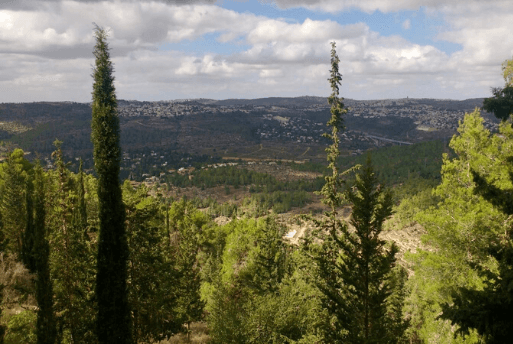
[0,0,219,11]
[1,0,512,101]
[0,1,258,58]
[402,19,410,29]
[270,0,512,14]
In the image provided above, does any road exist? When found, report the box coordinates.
[365,134,412,145]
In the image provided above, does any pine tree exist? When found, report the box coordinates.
[91,24,131,344]
[33,161,57,344]
[341,155,399,343]
[170,199,208,338]
[439,61,513,342]
[123,182,181,343]
[482,57,513,121]
[407,109,506,342]
[303,43,406,343]
[248,216,287,294]
[49,141,96,343]
[0,149,31,257]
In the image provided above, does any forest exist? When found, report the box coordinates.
[0,26,513,344]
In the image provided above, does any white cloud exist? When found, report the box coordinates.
[0,1,259,58]
[0,0,512,101]
[0,0,219,11]
[271,0,512,14]
[402,19,410,30]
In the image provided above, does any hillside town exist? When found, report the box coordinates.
[117,97,499,134]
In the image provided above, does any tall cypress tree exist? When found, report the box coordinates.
[91,24,131,343]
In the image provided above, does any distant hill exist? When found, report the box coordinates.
[0,96,496,167]
[212,96,330,107]
[409,98,487,111]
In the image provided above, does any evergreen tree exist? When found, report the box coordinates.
[408,109,504,343]
[33,161,57,344]
[91,24,131,343]
[249,216,287,294]
[78,159,88,229]
[123,182,181,343]
[22,176,36,273]
[0,149,32,257]
[169,199,208,338]
[303,43,406,343]
[48,141,96,343]
[483,57,513,121]
[439,61,513,342]
[340,155,399,343]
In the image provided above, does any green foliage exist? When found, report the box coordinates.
[241,190,312,216]
[482,85,513,121]
[306,156,404,343]
[21,176,35,274]
[483,57,513,121]
[437,110,513,342]
[4,310,36,344]
[302,43,407,343]
[387,180,439,230]
[167,165,324,193]
[122,182,182,343]
[338,139,447,188]
[204,218,322,344]
[247,216,287,293]
[503,56,513,87]
[408,109,508,343]
[339,157,400,343]
[91,24,131,344]
[0,149,33,257]
[168,199,209,337]
[33,161,56,344]
[385,266,410,343]
[47,142,97,343]
[289,161,329,174]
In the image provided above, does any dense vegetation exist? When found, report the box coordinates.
[1,28,513,344]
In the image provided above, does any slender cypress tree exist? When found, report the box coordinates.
[91,24,131,343]
[33,161,57,344]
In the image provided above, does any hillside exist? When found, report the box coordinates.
[0,97,498,181]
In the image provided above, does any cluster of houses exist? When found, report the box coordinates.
[349,99,498,131]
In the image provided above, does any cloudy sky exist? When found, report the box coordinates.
[1,0,512,102]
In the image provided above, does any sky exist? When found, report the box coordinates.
[1,0,512,102]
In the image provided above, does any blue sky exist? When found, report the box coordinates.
[0,0,512,102]
[160,2,462,57]
[219,1,462,54]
